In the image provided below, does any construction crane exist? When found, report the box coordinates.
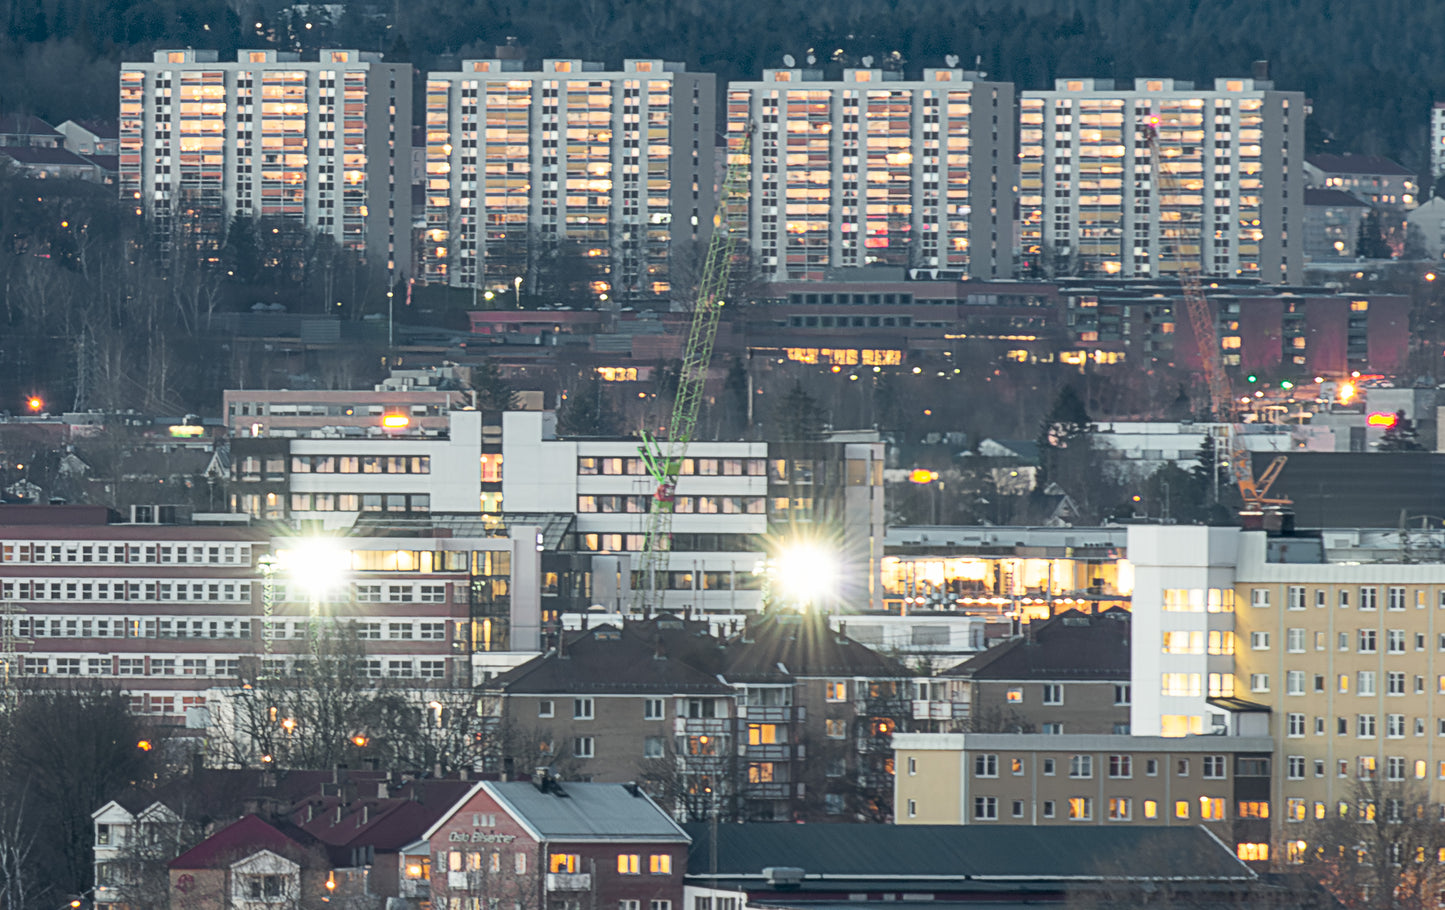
[633,133,751,612]
[1142,118,1290,512]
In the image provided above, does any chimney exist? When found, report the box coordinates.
[533,767,551,791]
[654,635,666,660]
[581,613,589,631]
[558,631,569,659]
[1251,59,1269,80]
[190,752,205,778]
[836,621,848,644]
[503,756,515,779]
[377,781,389,799]
[624,781,641,797]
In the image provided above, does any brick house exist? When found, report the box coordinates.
[421,777,689,910]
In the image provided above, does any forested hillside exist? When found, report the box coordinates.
[0,0,1437,164]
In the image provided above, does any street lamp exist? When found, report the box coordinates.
[513,275,522,309]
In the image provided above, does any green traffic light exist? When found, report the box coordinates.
[1246,374,1258,383]
[1280,380,1294,390]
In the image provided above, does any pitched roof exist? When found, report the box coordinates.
[169,815,315,870]
[1304,187,1370,208]
[1306,153,1414,176]
[486,781,689,842]
[722,612,911,682]
[62,118,118,139]
[0,114,58,137]
[486,622,733,695]
[291,780,477,852]
[683,823,1254,882]
[0,146,94,166]
[941,608,1129,680]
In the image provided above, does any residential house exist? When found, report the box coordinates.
[483,612,916,823]
[1406,195,1445,262]
[1304,187,1371,261]
[55,118,120,156]
[939,608,1132,735]
[0,146,106,181]
[0,114,61,147]
[166,815,333,910]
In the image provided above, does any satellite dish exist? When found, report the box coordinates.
[945,53,959,68]
[806,53,816,65]
[861,55,874,67]
[783,53,795,67]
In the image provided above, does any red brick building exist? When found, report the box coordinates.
[422,777,689,910]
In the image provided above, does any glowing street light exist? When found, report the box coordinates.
[26,397,42,413]
[275,537,349,598]
[767,541,840,609]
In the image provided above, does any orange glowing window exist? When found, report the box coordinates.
[382,414,410,429]
[1366,412,1398,429]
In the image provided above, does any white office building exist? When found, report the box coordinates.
[1019,77,1304,282]
[725,67,1015,281]
[418,59,715,303]
[119,49,411,273]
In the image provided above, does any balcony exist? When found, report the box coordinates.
[743,744,792,761]
[738,705,798,722]
[911,700,965,721]
[399,879,431,898]
[741,782,791,800]
[546,873,592,891]
[674,717,730,736]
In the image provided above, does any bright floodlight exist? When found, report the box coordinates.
[772,543,839,607]
[278,537,349,594]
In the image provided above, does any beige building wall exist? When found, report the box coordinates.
[893,733,1273,858]
[1232,573,1445,842]
[970,679,1129,734]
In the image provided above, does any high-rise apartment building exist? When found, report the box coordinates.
[418,59,715,303]
[1019,77,1303,282]
[119,49,411,273]
[725,68,1015,281]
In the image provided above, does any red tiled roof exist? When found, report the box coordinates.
[169,815,313,870]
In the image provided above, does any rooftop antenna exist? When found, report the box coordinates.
[782,53,795,67]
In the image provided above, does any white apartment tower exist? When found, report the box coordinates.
[119,49,412,274]
[419,59,715,303]
[725,68,1015,280]
[1019,77,1304,282]
[1432,102,1445,179]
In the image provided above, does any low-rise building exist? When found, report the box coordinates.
[891,732,1274,864]
[939,608,1132,735]
[421,777,689,910]
[1304,187,1371,261]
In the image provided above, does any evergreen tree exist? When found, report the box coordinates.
[1356,209,1393,260]
[556,374,615,436]
[721,356,750,437]
[471,359,517,413]
[767,381,828,442]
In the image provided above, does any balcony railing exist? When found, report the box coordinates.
[911,700,966,721]
[399,879,430,898]
[674,717,731,735]
[743,744,792,761]
[738,705,800,722]
[545,873,592,891]
[741,782,792,800]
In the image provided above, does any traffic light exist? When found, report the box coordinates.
[1280,380,1294,390]
[1245,374,1258,383]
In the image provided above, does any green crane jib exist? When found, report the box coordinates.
[633,134,751,612]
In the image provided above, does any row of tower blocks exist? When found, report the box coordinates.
[120,50,1305,296]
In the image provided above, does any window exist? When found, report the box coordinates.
[974,754,998,777]
[1388,671,1406,695]
[1288,586,1306,610]
[1250,631,1270,650]
[1359,671,1376,695]
[1174,800,1191,819]
[824,718,847,738]
[1361,586,1377,610]
[1108,798,1131,821]
[538,700,554,718]
[1287,756,1306,779]
[1069,755,1093,778]
[1388,715,1406,738]
[1250,588,1270,608]
[1203,755,1226,779]
[1387,629,1405,653]
[1198,797,1226,821]
[1011,799,1025,818]
[1287,713,1305,737]
[1250,674,1269,693]
[617,854,640,875]
[1287,628,1306,652]
[644,698,664,720]
[1006,687,1022,703]
[1358,715,1377,738]
[573,698,594,719]
[1177,759,1190,777]
[1042,758,1055,776]
[1287,671,1305,695]
[1042,684,1063,705]
[573,737,595,758]
[550,854,580,874]
[973,796,998,820]
[1042,800,1055,818]
[1108,755,1132,778]
[1042,722,1064,735]
[1068,797,1092,820]
[1113,684,1131,705]
[649,855,672,875]
[824,681,847,701]
[1387,756,1406,781]
[1011,757,1024,775]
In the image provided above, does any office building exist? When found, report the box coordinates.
[418,59,715,303]
[1434,102,1445,179]
[119,49,411,272]
[1019,77,1304,282]
[725,68,1015,280]
[0,504,544,721]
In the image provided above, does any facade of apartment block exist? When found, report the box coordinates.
[1130,524,1445,857]
[1019,77,1304,283]
[119,49,411,273]
[892,732,1274,862]
[725,68,1015,281]
[418,58,715,304]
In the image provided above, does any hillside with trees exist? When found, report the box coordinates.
[0,0,1441,166]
